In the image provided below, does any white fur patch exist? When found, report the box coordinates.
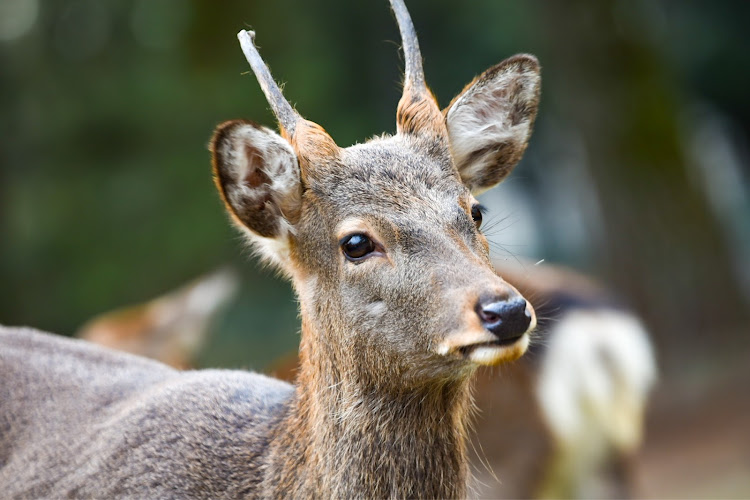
[364,301,387,318]
[536,310,657,456]
[242,222,295,271]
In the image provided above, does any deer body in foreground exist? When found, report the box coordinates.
[0,0,540,497]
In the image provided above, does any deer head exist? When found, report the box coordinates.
[210,0,540,390]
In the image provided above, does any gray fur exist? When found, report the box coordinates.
[0,327,291,498]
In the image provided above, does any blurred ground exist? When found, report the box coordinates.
[637,337,750,499]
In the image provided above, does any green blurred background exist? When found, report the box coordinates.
[1,0,749,496]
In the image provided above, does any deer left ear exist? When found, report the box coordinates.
[210,120,303,271]
[444,55,540,195]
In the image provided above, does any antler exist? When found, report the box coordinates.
[238,30,301,137]
[390,0,425,93]
[237,30,339,169]
[389,0,445,137]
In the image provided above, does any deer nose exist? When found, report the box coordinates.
[476,296,531,343]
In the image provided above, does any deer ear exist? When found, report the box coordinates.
[211,120,302,263]
[444,55,540,194]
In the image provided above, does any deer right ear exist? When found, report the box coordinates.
[211,120,302,262]
[444,55,540,195]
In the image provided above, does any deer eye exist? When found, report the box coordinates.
[340,233,376,261]
[471,204,485,228]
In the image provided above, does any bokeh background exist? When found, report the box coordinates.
[1,0,749,497]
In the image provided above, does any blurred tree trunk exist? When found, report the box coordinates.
[538,0,749,370]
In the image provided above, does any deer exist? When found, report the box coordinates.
[77,268,238,370]
[0,0,541,497]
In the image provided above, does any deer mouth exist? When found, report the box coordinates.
[458,335,522,354]
[457,333,530,366]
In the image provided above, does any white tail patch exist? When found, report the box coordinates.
[536,309,657,465]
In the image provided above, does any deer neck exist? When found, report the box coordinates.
[267,318,474,498]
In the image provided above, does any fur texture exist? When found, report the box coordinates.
[0,327,291,498]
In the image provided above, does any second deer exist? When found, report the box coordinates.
[0,1,540,497]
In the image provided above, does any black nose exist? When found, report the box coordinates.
[476,296,531,342]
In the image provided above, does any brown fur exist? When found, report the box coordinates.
[286,121,340,171]
[72,261,650,499]
[396,87,447,138]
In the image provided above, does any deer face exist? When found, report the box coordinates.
[211,5,540,385]
[296,136,537,382]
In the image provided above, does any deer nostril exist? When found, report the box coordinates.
[476,297,531,342]
[477,306,501,324]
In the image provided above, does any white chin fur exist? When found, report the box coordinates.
[468,334,530,366]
